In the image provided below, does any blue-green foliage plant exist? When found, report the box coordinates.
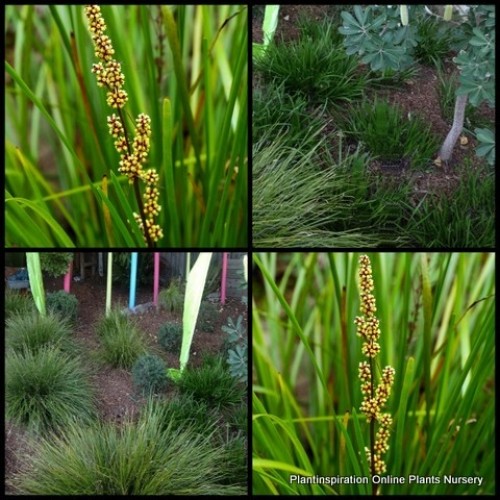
[339,5,495,164]
[158,322,182,353]
[132,354,168,395]
[46,291,78,323]
[222,315,247,384]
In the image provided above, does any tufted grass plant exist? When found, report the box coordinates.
[178,355,244,409]
[254,17,368,105]
[253,252,495,495]
[414,15,454,66]
[95,309,147,368]
[5,5,247,247]
[252,124,410,248]
[158,277,184,313]
[6,311,76,355]
[404,162,495,248]
[153,393,217,433]
[6,347,96,434]
[10,400,246,495]
[339,98,439,168]
[5,289,35,321]
[252,80,324,148]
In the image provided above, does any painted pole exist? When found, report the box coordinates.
[98,252,104,277]
[63,260,72,293]
[153,252,160,309]
[26,253,46,316]
[129,252,138,310]
[221,252,228,304]
[106,253,113,316]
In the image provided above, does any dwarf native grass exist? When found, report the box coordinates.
[84,5,162,247]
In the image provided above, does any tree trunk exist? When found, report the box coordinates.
[439,93,468,161]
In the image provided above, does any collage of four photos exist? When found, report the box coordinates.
[4,4,495,496]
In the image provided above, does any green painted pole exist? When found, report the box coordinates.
[106,252,113,316]
[26,252,46,316]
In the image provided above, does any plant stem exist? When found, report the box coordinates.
[134,178,153,248]
[370,356,377,496]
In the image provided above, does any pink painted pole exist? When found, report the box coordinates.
[153,252,160,309]
[221,252,228,305]
[63,261,72,293]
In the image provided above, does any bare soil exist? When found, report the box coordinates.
[4,269,247,493]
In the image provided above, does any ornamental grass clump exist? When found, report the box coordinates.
[84,5,162,246]
[355,254,395,491]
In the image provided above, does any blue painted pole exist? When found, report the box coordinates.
[129,253,138,310]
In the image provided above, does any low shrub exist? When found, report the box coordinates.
[40,253,73,278]
[11,402,245,495]
[6,311,75,355]
[6,347,95,434]
[46,291,78,323]
[178,356,243,408]
[95,310,147,368]
[158,322,182,353]
[132,354,168,394]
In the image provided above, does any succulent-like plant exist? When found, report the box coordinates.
[132,354,168,394]
[355,254,395,494]
[222,315,247,384]
[227,345,247,384]
[158,322,182,353]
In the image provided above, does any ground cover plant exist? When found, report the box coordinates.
[252,5,495,248]
[5,252,248,494]
[5,5,248,247]
[252,252,494,495]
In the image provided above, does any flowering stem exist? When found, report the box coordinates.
[133,178,153,248]
[356,255,395,494]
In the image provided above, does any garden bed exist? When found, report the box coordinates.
[252,5,495,248]
[5,269,247,494]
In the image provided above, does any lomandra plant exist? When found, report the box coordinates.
[5,5,247,247]
[253,253,494,495]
